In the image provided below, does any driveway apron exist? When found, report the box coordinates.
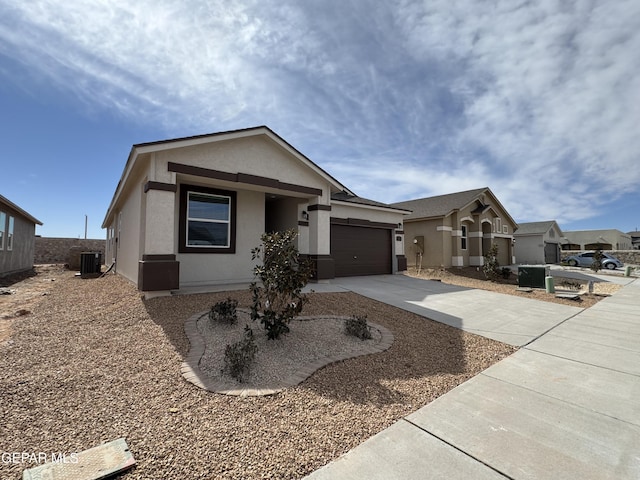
[328,274,583,347]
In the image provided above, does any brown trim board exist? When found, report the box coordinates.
[330,217,397,229]
[308,204,332,212]
[144,181,177,193]
[168,162,322,196]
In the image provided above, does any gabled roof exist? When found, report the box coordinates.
[103,126,355,228]
[390,187,516,227]
[515,221,561,236]
[0,194,42,225]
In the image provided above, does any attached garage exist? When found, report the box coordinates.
[331,223,392,277]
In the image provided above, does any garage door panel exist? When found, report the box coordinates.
[331,224,391,277]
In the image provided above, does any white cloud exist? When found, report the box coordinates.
[1,0,639,227]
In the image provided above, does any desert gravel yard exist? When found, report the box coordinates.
[1,269,515,479]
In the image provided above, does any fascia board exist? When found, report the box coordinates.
[330,200,411,215]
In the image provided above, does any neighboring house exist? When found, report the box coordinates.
[102,126,409,292]
[627,231,640,250]
[560,229,633,250]
[514,220,563,264]
[0,194,42,276]
[391,187,517,269]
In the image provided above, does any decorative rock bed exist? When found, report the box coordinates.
[181,310,394,396]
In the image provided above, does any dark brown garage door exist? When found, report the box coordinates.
[331,224,392,277]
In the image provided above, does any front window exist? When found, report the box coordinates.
[179,185,236,254]
[461,225,468,250]
[0,211,5,250]
[187,192,231,247]
[7,216,14,251]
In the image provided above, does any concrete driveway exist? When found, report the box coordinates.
[305,277,640,480]
[310,274,583,347]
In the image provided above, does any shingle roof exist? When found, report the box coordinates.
[390,187,489,220]
[514,221,558,236]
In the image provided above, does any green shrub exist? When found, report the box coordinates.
[482,243,500,281]
[344,315,372,340]
[209,297,239,325]
[249,230,313,340]
[223,325,258,382]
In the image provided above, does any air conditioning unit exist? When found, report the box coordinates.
[80,252,102,278]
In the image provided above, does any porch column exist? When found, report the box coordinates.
[469,230,484,266]
[308,200,334,280]
[138,182,179,291]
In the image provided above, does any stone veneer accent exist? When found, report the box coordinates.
[181,311,394,396]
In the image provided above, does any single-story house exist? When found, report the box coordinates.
[0,194,42,277]
[391,187,517,268]
[513,220,563,264]
[560,229,632,250]
[627,231,640,250]
[102,126,409,292]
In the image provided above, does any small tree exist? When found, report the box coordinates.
[482,243,500,281]
[249,230,314,340]
[590,247,604,273]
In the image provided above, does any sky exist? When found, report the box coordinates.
[1,0,639,239]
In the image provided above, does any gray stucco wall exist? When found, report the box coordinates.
[0,214,37,276]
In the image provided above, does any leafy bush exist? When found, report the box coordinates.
[482,243,500,281]
[344,315,372,340]
[223,325,258,382]
[501,267,512,279]
[250,230,313,340]
[209,297,239,325]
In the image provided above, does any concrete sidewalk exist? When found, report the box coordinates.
[310,274,584,346]
[305,278,640,480]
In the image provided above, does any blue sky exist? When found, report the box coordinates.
[1,0,639,239]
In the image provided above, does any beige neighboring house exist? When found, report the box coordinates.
[514,220,563,264]
[560,229,633,251]
[102,126,409,293]
[391,187,517,269]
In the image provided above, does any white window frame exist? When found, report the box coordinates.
[7,216,14,251]
[0,211,5,250]
[503,225,508,234]
[461,224,468,250]
[494,217,502,233]
[186,191,232,248]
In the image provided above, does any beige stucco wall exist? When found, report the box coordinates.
[154,136,329,193]
[404,218,446,268]
[113,177,144,284]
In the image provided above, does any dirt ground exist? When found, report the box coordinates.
[0,264,74,343]
[405,266,621,308]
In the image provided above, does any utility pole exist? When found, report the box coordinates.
[84,215,88,240]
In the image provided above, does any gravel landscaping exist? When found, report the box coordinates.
[1,268,516,479]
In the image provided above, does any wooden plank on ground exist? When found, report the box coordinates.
[22,438,135,480]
